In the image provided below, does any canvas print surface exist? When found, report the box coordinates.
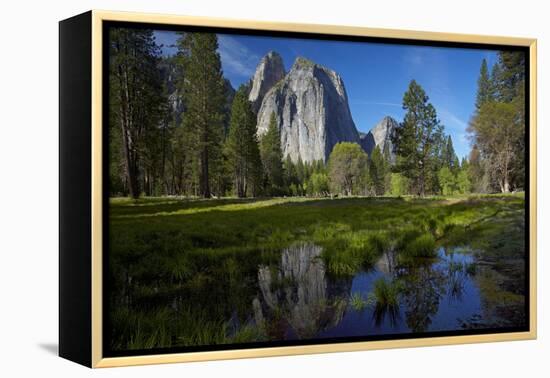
[105,23,528,355]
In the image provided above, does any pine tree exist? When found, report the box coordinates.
[393,80,443,196]
[369,145,386,196]
[248,139,263,197]
[496,51,525,102]
[260,112,285,195]
[109,28,167,199]
[382,144,392,194]
[475,58,493,110]
[171,118,197,195]
[177,32,226,198]
[283,155,298,194]
[443,136,459,172]
[489,62,502,101]
[226,86,262,197]
[295,156,306,189]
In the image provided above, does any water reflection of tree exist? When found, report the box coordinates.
[254,243,351,339]
[397,261,446,333]
[446,261,469,302]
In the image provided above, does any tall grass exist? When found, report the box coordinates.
[371,278,402,326]
[404,233,436,258]
[349,292,368,311]
[372,278,401,308]
[320,231,387,275]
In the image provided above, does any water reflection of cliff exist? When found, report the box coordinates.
[253,243,351,339]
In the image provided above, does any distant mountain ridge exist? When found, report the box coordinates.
[359,116,398,159]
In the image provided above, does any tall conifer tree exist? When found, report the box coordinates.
[369,145,386,195]
[393,80,443,196]
[260,112,285,194]
[475,58,493,110]
[177,32,225,198]
[226,86,262,197]
[109,28,166,198]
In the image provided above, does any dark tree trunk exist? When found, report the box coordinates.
[200,145,210,198]
[116,39,140,199]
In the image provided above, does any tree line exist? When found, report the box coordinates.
[468,51,525,193]
[108,28,524,199]
[108,30,328,199]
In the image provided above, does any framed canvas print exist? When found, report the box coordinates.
[59,10,537,368]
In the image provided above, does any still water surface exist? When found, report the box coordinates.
[247,243,483,339]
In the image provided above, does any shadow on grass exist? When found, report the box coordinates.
[110,196,413,219]
[110,197,267,217]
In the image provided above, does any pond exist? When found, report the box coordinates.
[109,240,525,350]
[248,243,483,339]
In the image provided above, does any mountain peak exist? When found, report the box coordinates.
[360,116,398,158]
[256,56,358,163]
[292,56,316,69]
[248,51,286,113]
[265,50,282,59]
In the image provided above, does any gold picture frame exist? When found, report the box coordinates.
[59,9,537,368]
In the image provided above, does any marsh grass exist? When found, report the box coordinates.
[446,261,469,301]
[349,292,368,311]
[404,233,437,258]
[111,305,269,350]
[370,278,402,326]
[111,306,227,350]
[372,278,401,308]
[108,193,525,349]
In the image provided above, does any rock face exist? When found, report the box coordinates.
[253,243,350,338]
[359,132,374,155]
[248,51,286,113]
[160,56,235,131]
[159,57,185,125]
[222,79,236,132]
[256,57,359,163]
[360,116,398,159]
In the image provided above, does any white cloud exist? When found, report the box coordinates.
[404,47,427,67]
[218,35,260,78]
[439,109,468,130]
[351,100,402,107]
[438,109,471,158]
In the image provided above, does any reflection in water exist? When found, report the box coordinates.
[375,248,398,275]
[398,262,446,333]
[111,238,522,350]
[254,243,350,339]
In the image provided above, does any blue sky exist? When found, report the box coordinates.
[154,30,498,159]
